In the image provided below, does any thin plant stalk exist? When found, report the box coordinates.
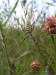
[40,35,55,75]
[0,23,15,75]
[19,34,28,45]
[51,35,56,51]
[28,32,44,57]
[5,0,19,25]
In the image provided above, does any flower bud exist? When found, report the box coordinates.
[30,61,41,71]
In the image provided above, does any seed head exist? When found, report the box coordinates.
[30,61,41,71]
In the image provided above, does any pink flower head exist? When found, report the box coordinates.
[43,16,56,34]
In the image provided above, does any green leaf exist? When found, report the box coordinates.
[16,51,31,61]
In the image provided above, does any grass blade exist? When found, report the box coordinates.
[5,0,19,25]
[16,51,31,61]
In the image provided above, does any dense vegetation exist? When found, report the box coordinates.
[0,0,56,75]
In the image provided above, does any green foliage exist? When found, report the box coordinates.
[0,25,56,75]
[0,1,56,75]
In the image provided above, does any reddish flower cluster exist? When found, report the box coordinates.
[43,16,56,34]
[30,61,41,71]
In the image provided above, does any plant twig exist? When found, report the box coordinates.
[0,23,15,75]
[28,32,44,57]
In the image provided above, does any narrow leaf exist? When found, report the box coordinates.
[5,0,19,25]
[16,51,31,61]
